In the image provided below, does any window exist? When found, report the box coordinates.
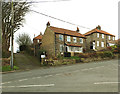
[109,36,111,40]
[97,41,99,46]
[97,33,99,38]
[67,36,71,42]
[101,42,104,47]
[102,34,104,39]
[37,40,39,43]
[73,37,77,43]
[113,37,115,40]
[80,38,83,43]
[60,45,64,52]
[59,34,63,41]
[79,47,83,52]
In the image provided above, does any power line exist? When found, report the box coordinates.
[30,10,92,30]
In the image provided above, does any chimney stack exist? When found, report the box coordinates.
[96,25,101,30]
[76,27,80,32]
[40,32,42,35]
[46,21,50,27]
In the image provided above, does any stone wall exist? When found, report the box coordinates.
[41,27,55,57]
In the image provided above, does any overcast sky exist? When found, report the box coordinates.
[13,0,119,52]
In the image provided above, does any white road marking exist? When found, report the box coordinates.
[72,70,79,72]
[44,75,53,78]
[81,69,89,71]
[55,73,62,76]
[2,81,11,85]
[36,77,41,78]
[2,84,55,88]
[94,82,120,85]
[18,79,28,82]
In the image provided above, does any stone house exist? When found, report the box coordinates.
[33,33,42,50]
[41,22,86,57]
[84,25,115,51]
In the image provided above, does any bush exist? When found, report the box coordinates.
[103,51,114,58]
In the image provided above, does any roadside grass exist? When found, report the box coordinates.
[1,65,19,72]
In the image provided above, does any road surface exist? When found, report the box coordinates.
[2,59,118,92]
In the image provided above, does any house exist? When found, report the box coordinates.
[33,33,42,45]
[33,33,42,50]
[84,25,115,51]
[41,22,86,57]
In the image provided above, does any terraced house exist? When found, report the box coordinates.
[84,25,115,51]
[41,22,86,57]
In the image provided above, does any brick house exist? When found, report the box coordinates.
[84,25,115,51]
[41,22,86,57]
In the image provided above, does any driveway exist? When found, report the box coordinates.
[2,59,118,92]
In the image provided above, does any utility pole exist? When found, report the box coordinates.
[10,0,14,69]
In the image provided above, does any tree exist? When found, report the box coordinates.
[2,2,30,56]
[16,33,32,47]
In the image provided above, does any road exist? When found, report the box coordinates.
[2,59,118,92]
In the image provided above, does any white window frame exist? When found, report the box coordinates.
[80,38,83,43]
[101,42,104,47]
[67,36,71,42]
[97,41,99,46]
[59,34,63,41]
[113,36,115,40]
[97,33,99,38]
[109,36,111,40]
[73,37,77,43]
[79,47,83,53]
[60,44,64,52]
[37,40,39,43]
[102,34,104,39]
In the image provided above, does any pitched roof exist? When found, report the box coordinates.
[84,28,115,36]
[33,35,42,40]
[49,26,86,38]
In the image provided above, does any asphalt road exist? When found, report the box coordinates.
[2,59,118,92]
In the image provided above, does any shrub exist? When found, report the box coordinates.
[103,51,114,58]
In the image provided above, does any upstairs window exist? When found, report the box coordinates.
[73,37,77,43]
[113,36,115,40]
[97,33,99,38]
[59,34,63,41]
[67,36,71,42]
[80,38,83,43]
[37,40,39,43]
[102,34,104,39]
[109,36,111,40]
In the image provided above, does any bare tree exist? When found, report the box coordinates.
[2,2,30,56]
[16,33,32,46]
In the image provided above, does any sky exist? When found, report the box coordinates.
[13,0,119,52]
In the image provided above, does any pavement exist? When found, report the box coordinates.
[1,59,119,92]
